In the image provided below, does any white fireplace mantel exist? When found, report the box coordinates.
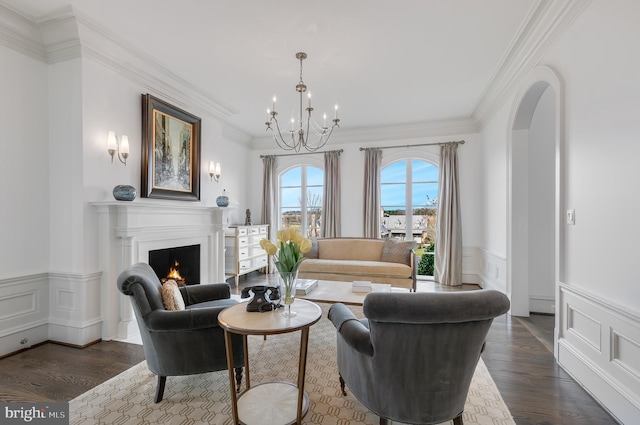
[92,201,225,341]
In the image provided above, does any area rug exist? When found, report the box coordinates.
[70,304,514,425]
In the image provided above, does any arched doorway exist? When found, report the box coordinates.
[507,67,562,325]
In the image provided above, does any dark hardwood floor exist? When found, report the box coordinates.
[0,272,619,424]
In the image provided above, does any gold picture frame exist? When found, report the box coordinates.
[141,94,201,201]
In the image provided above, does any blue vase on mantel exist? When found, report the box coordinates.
[113,185,137,201]
[216,190,229,207]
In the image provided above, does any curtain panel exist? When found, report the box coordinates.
[260,155,277,239]
[321,150,342,237]
[363,148,382,238]
[434,143,462,286]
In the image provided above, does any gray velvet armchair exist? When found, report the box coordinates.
[328,290,510,425]
[117,262,245,403]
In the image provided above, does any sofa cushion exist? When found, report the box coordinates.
[381,239,417,266]
[318,239,385,261]
[299,259,411,279]
[161,279,185,311]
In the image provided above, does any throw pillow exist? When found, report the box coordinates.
[161,279,185,311]
[305,238,319,259]
[381,239,417,266]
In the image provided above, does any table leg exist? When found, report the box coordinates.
[224,330,239,424]
[296,327,310,424]
[243,335,250,389]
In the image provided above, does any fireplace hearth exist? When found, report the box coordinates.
[149,244,201,285]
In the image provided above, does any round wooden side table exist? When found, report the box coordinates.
[218,298,322,425]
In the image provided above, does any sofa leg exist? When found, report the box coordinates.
[154,375,166,403]
[234,367,243,392]
[339,373,347,396]
[379,418,389,425]
[453,413,464,425]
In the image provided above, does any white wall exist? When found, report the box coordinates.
[527,86,556,313]
[0,44,49,278]
[481,1,640,422]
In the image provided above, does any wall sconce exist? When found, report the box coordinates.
[107,131,129,165]
[209,161,221,182]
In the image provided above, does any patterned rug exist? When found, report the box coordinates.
[70,304,514,425]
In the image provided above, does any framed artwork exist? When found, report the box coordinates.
[141,94,201,201]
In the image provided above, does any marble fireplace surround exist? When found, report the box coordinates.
[93,201,225,341]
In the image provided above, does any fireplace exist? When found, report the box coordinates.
[149,244,201,285]
[93,201,225,341]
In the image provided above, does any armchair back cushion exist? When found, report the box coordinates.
[329,290,510,424]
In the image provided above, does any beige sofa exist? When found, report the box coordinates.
[298,238,417,291]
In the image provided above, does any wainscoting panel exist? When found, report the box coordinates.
[48,271,102,347]
[0,273,49,357]
[477,248,507,293]
[558,283,640,424]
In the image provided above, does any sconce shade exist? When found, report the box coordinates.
[107,131,129,165]
[209,161,221,182]
[107,131,117,151]
[120,135,130,155]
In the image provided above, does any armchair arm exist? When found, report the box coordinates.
[145,306,228,332]
[328,303,374,356]
[179,283,230,306]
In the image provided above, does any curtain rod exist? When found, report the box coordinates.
[260,149,343,158]
[358,140,465,151]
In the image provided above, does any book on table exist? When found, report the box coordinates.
[352,281,372,293]
[295,279,318,295]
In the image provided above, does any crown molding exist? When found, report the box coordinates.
[250,116,480,150]
[473,0,591,127]
[0,3,45,61]
[0,5,236,122]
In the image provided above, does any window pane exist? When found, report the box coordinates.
[381,160,406,183]
[281,187,301,208]
[307,208,322,237]
[412,183,438,208]
[412,160,438,182]
[281,167,301,187]
[281,210,301,229]
[307,166,323,186]
[381,183,405,207]
[306,186,323,208]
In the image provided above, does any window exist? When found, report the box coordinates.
[381,159,438,244]
[280,165,323,237]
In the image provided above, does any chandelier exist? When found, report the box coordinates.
[266,52,340,152]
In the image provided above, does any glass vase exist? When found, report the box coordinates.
[278,271,298,317]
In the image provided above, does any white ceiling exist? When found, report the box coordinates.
[2,0,537,138]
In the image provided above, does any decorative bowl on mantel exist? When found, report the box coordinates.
[113,185,137,201]
[216,190,229,207]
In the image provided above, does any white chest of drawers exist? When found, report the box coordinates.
[224,225,269,286]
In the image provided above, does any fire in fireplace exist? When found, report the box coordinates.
[149,244,200,285]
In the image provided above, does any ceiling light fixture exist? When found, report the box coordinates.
[266,52,340,152]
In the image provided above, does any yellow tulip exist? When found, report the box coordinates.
[299,238,312,253]
[265,241,277,256]
[277,229,289,244]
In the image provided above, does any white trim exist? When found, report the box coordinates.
[474,0,590,126]
[558,283,640,424]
